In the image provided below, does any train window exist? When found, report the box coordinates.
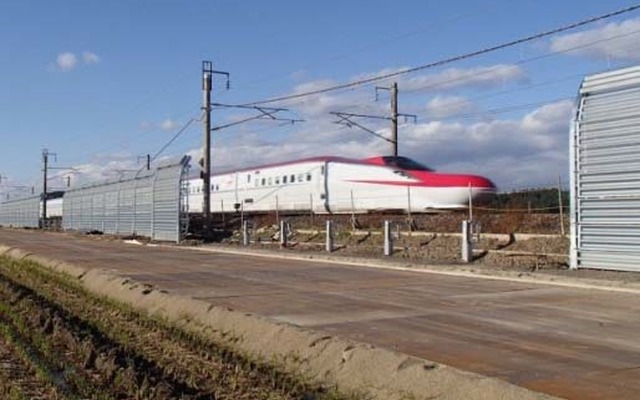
[268,177,272,185]
[320,166,325,175]
[306,173,311,181]
[275,178,280,185]
[382,156,432,171]
[290,174,295,183]
[215,184,219,191]
[261,178,266,186]
[283,176,287,184]
[247,174,251,183]
[297,173,304,182]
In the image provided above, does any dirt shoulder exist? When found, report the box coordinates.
[195,236,640,295]
[0,243,557,400]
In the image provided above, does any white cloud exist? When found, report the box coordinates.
[197,99,575,189]
[138,119,181,132]
[550,17,640,61]
[82,51,100,65]
[56,52,78,71]
[72,72,571,191]
[399,99,574,187]
[160,119,179,131]
[70,155,139,186]
[425,95,477,119]
[69,99,573,191]
[352,64,527,93]
[402,64,528,92]
[54,51,100,71]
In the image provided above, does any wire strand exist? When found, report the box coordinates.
[243,4,640,106]
[149,111,203,164]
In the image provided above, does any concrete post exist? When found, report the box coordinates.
[326,220,333,252]
[384,220,393,256]
[280,220,287,248]
[242,220,250,246]
[462,220,472,263]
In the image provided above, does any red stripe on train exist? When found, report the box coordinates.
[346,174,495,189]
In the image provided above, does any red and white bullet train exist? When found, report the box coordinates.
[186,155,495,213]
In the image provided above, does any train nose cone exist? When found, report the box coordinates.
[464,175,496,190]
[410,171,496,190]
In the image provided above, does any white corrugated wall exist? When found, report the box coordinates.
[62,156,190,243]
[571,65,640,271]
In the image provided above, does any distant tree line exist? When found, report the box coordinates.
[480,188,569,213]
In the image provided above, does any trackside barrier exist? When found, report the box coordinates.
[63,156,190,243]
[571,65,640,272]
[0,195,40,228]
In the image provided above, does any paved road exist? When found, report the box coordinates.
[1,229,639,399]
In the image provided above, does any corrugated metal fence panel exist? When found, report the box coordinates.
[572,65,640,271]
[62,156,190,242]
[152,162,182,241]
[0,195,41,228]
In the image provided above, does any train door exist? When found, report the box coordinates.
[319,161,331,213]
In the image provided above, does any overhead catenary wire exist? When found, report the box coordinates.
[236,0,513,91]
[243,4,640,106]
[403,26,640,96]
[248,23,640,118]
[433,96,574,121]
[309,28,640,127]
[147,111,204,165]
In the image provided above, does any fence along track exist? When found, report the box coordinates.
[62,156,190,243]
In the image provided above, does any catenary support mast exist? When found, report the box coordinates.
[202,61,213,232]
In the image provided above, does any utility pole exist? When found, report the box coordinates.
[332,82,414,157]
[390,82,399,157]
[202,62,213,233]
[376,82,400,156]
[201,61,229,235]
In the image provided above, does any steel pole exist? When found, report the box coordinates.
[391,82,398,157]
[202,61,213,235]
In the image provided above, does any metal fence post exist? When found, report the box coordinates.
[384,220,393,256]
[280,219,287,248]
[243,220,250,246]
[462,220,472,262]
[326,220,333,252]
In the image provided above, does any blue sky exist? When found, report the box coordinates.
[2,0,640,196]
